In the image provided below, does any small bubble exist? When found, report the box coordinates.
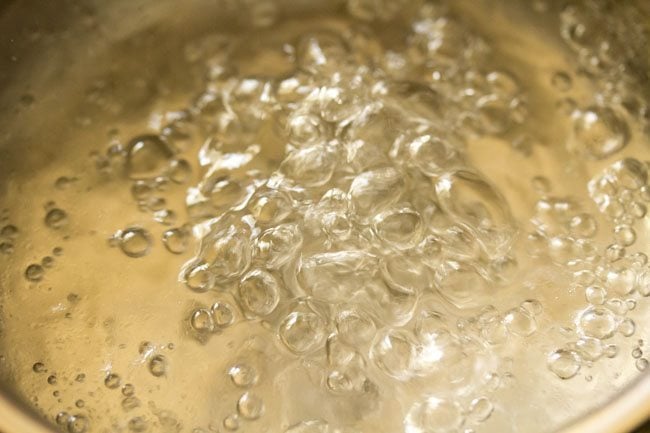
[604,344,619,358]
[468,397,493,422]
[618,318,636,337]
[503,308,537,337]
[632,347,643,359]
[75,374,85,383]
[169,159,192,184]
[239,269,280,317]
[613,225,636,247]
[122,383,135,396]
[154,209,177,226]
[104,373,121,389]
[279,310,326,354]
[162,228,189,255]
[585,286,607,305]
[551,71,572,92]
[41,256,55,268]
[0,242,14,255]
[55,176,77,190]
[570,106,630,160]
[128,417,148,432]
[575,337,603,361]
[181,260,214,292]
[32,362,46,373]
[47,374,57,385]
[1,224,18,239]
[45,208,69,229]
[190,308,214,333]
[53,247,64,256]
[605,244,626,262]
[531,176,551,195]
[405,397,464,433]
[56,412,70,425]
[121,396,141,411]
[75,400,85,408]
[636,358,649,372]
[24,263,44,282]
[520,299,543,316]
[569,213,597,238]
[149,354,167,377]
[116,227,152,258]
[212,301,235,328]
[125,135,174,180]
[228,363,258,388]
[223,414,240,431]
[67,414,89,433]
[237,392,264,420]
[577,307,618,339]
[547,349,581,379]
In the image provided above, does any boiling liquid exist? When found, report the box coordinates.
[0,1,649,433]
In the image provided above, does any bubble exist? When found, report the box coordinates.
[604,344,619,358]
[154,209,177,226]
[405,397,464,433]
[237,392,264,420]
[298,251,376,303]
[75,400,85,408]
[574,337,603,361]
[212,301,235,328]
[223,413,240,431]
[56,412,70,425]
[406,134,459,177]
[551,71,572,91]
[636,358,649,371]
[638,270,650,297]
[547,349,581,379]
[0,242,14,255]
[531,176,551,195]
[121,396,141,411]
[435,260,490,310]
[239,269,281,317]
[248,189,293,226]
[569,213,597,238]
[474,94,516,135]
[373,207,424,249]
[67,414,89,433]
[468,397,493,423]
[254,223,303,270]
[295,31,350,75]
[576,307,618,339]
[610,158,648,190]
[279,310,326,354]
[128,417,148,432]
[606,267,636,296]
[613,225,636,246]
[336,308,377,346]
[32,362,46,373]
[104,373,121,389]
[122,384,135,396]
[435,170,514,257]
[125,135,174,180]
[349,167,405,218]
[181,260,215,292]
[162,228,189,255]
[585,285,607,305]
[228,363,258,388]
[148,355,167,377]
[169,159,192,184]
[190,308,215,333]
[605,244,626,262]
[116,227,152,258]
[370,329,416,380]
[520,299,543,316]
[25,264,44,282]
[281,144,337,188]
[1,224,18,239]
[569,106,630,160]
[45,208,68,229]
[618,318,635,337]
[503,308,537,337]
[199,216,251,283]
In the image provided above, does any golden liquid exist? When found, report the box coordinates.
[0,1,649,432]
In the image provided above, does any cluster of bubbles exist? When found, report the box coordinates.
[540,157,650,379]
[42,0,648,431]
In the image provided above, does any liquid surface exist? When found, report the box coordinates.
[0,1,649,433]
